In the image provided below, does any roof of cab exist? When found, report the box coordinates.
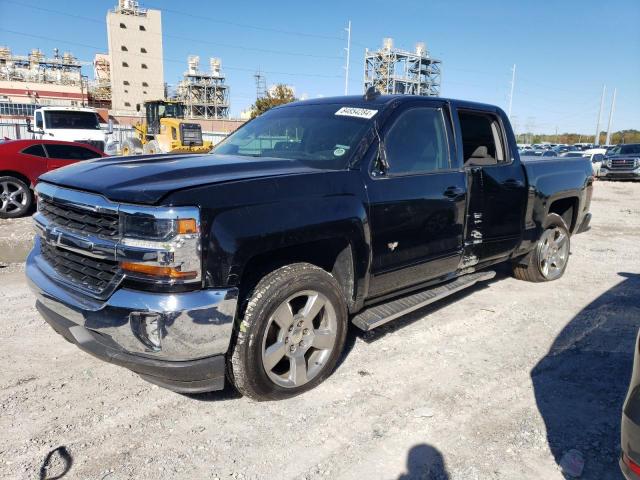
[276,94,502,115]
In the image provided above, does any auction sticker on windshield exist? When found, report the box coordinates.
[335,107,378,119]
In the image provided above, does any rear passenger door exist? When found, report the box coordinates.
[43,144,102,170]
[365,102,467,298]
[455,108,527,263]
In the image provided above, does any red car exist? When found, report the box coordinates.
[0,139,106,218]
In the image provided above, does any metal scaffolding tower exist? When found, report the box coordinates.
[364,38,442,96]
[254,69,267,100]
[176,56,230,119]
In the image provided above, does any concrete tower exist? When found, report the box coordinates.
[106,0,164,114]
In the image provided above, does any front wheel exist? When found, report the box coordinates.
[513,213,570,282]
[0,176,33,219]
[228,263,348,401]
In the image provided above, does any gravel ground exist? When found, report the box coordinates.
[0,180,638,480]
[0,216,33,264]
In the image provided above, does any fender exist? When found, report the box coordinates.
[166,170,372,308]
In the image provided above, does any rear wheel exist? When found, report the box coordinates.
[513,213,570,282]
[228,263,348,401]
[0,176,32,219]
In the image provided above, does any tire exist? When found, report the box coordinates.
[513,213,570,282]
[0,176,33,219]
[143,139,162,155]
[228,263,348,401]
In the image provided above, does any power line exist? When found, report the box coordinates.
[0,29,344,79]
[143,3,345,41]
[0,0,343,60]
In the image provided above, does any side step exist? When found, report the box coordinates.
[352,270,496,331]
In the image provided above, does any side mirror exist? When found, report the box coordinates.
[26,118,33,133]
[107,119,114,135]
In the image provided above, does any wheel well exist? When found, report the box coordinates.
[0,171,33,189]
[238,238,355,313]
[548,197,577,232]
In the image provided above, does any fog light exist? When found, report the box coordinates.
[130,312,163,352]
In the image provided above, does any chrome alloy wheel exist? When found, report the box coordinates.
[261,290,338,388]
[0,180,28,215]
[537,227,569,280]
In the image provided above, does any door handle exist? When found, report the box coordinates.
[503,179,524,188]
[443,186,464,198]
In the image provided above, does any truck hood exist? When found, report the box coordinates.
[39,153,332,204]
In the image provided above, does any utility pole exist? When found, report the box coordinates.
[594,84,606,145]
[508,64,516,117]
[605,88,617,146]
[344,20,351,95]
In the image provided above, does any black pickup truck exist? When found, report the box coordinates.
[26,94,593,400]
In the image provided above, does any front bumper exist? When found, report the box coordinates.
[26,242,238,393]
[600,168,640,180]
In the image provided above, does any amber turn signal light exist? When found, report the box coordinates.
[177,218,198,235]
[120,262,198,280]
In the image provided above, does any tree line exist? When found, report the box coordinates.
[516,130,640,145]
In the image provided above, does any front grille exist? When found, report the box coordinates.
[610,158,637,169]
[40,199,119,239]
[76,140,105,152]
[40,241,119,295]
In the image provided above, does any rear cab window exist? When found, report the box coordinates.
[458,110,508,166]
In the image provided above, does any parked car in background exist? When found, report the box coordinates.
[560,151,585,158]
[600,144,640,181]
[0,139,106,218]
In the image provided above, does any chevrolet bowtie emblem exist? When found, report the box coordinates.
[388,241,399,251]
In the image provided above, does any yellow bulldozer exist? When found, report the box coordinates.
[121,100,213,155]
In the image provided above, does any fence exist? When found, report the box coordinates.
[0,120,228,152]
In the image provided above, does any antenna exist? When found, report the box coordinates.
[344,20,351,95]
[508,64,516,117]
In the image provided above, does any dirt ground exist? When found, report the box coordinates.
[0,180,638,480]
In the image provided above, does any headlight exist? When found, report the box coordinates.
[118,207,201,283]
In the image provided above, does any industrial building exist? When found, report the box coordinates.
[106,0,164,114]
[175,56,230,119]
[364,38,442,97]
[0,47,88,118]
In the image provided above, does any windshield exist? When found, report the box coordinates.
[44,111,100,130]
[158,103,184,118]
[214,104,373,168]
[609,144,640,155]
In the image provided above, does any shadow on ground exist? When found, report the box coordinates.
[398,444,449,480]
[532,272,640,479]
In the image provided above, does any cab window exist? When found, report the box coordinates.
[44,144,102,160]
[22,144,47,157]
[383,107,450,175]
[458,110,507,166]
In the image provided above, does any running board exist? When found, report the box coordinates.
[352,270,496,331]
